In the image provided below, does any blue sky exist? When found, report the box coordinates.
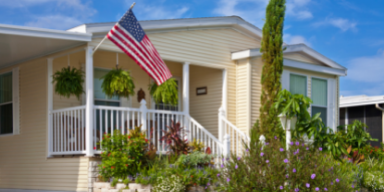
[0,0,383,97]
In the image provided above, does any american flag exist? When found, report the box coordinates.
[107,9,172,85]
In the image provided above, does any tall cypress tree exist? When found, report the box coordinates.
[253,0,286,140]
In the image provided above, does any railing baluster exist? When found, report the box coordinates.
[99,109,102,150]
[122,110,125,135]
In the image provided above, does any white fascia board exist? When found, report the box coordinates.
[0,23,92,41]
[284,59,347,76]
[231,44,347,71]
[340,100,384,108]
[71,16,263,40]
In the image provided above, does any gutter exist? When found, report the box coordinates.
[375,103,384,143]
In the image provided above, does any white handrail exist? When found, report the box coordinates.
[51,105,86,113]
[221,117,250,142]
[190,117,222,145]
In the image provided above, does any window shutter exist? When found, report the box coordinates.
[327,78,336,131]
[12,67,20,135]
[281,70,290,90]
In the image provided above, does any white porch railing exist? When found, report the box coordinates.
[49,105,87,155]
[49,100,228,157]
[218,108,250,157]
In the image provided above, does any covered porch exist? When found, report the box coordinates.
[46,46,246,157]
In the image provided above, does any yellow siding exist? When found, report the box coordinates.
[284,53,326,66]
[250,57,263,129]
[0,52,89,192]
[190,66,222,137]
[236,59,250,134]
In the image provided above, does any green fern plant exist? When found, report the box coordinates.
[101,68,135,98]
[149,78,178,106]
[52,67,84,100]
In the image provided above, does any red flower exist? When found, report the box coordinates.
[103,166,105,168]
[145,139,148,143]
[111,166,114,169]
[191,175,193,178]
[94,147,96,150]
[128,136,131,139]
[125,164,128,167]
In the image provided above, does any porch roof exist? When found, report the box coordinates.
[0,23,92,68]
[340,95,384,108]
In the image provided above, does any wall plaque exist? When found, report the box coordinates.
[196,87,207,95]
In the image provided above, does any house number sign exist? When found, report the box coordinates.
[196,87,207,95]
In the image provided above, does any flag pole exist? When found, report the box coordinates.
[92,2,136,55]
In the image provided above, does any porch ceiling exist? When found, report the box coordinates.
[0,24,92,68]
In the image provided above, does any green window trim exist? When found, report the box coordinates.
[289,74,307,96]
[311,77,328,125]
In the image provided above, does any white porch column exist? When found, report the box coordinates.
[47,58,53,157]
[183,62,190,115]
[85,46,94,157]
[183,62,190,140]
[222,69,227,114]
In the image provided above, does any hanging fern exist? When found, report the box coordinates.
[149,78,178,106]
[52,67,84,100]
[101,68,135,98]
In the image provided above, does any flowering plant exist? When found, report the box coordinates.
[217,137,355,191]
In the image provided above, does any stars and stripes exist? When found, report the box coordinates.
[107,9,172,85]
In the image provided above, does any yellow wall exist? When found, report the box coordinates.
[190,65,222,137]
[0,48,89,192]
[236,59,251,135]
[284,53,326,66]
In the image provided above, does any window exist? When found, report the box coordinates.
[94,68,120,107]
[289,74,307,96]
[0,72,13,135]
[311,78,327,124]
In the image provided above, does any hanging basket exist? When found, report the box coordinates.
[52,67,84,100]
[149,78,178,106]
[101,68,135,98]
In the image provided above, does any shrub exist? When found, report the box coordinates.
[175,151,213,167]
[153,175,185,192]
[217,137,354,191]
[98,130,133,182]
[189,139,205,152]
[98,127,149,181]
[359,157,384,191]
[160,121,189,156]
[338,120,378,149]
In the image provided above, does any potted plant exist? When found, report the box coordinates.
[101,68,135,98]
[52,66,84,100]
[149,78,178,106]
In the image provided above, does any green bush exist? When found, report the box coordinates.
[136,154,219,191]
[217,137,355,191]
[98,127,149,182]
[359,157,384,191]
[153,175,185,192]
[175,151,213,167]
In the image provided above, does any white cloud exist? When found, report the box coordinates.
[213,0,268,28]
[0,0,96,30]
[139,6,189,20]
[25,15,83,30]
[347,53,384,83]
[286,0,313,20]
[314,18,357,32]
[213,0,313,28]
[284,34,312,47]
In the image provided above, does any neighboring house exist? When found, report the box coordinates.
[0,16,347,192]
[339,95,384,147]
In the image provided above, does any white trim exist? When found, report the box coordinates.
[183,62,190,115]
[222,69,228,115]
[0,23,92,41]
[284,59,346,76]
[47,59,53,157]
[231,44,347,71]
[340,100,384,108]
[68,16,262,41]
[85,46,94,157]
[327,78,336,131]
